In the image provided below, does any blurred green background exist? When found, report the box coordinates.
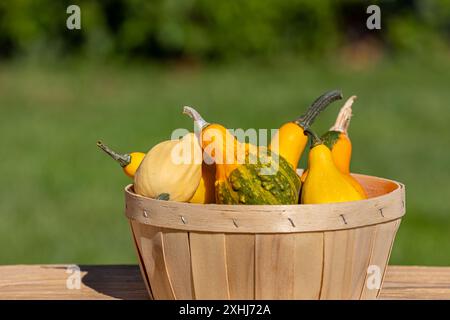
[0,0,449,265]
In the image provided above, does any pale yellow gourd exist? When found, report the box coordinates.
[134,133,202,201]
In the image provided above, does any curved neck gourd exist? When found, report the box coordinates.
[270,90,343,169]
[183,106,243,181]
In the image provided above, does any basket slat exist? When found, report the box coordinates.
[346,226,377,299]
[162,230,194,299]
[292,233,324,299]
[320,230,353,299]
[136,225,175,299]
[320,225,379,299]
[225,234,255,299]
[255,234,296,299]
[189,233,230,299]
[130,221,154,299]
[360,219,401,299]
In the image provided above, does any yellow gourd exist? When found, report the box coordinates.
[270,90,343,169]
[189,162,216,204]
[97,141,145,178]
[322,95,356,174]
[322,95,366,197]
[300,96,366,198]
[301,129,365,204]
[134,133,202,201]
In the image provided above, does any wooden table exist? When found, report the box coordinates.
[0,265,449,300]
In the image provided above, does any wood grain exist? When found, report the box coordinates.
[0,265,148,300]
[318,226,376,299]
[0,265,448,300]
[346,226,377,299]
[225,234,255,299]
[130,221,153,299]
[189,233,230,299]
[255,234,296,299]
[161,230,194,299]
[360,219,401,299]
[292,232,324,299]
[320,229,354,299]
[134,224,175,299]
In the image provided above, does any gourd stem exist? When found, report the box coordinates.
[304,129,323,148]
[156,193,170,201]
[295,90,343,129]
[96,141,131,167]
[183,106,210,132]
[330,95,356,133]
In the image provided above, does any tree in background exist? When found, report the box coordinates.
[0,0,448,62]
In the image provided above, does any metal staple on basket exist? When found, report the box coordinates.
[340,214,348,225]
[288,217,296,227]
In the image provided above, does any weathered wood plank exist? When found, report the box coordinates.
[0,265,147,300]
[0,265,448,300]
[381,266,450,300]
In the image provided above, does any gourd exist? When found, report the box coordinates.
[96,141,145,178]
[301,129,365,204]
[98,138,215,203]
[183,107,301,205]
[299,96,366,197]
[270,90,343,169]
[321,95,356,174]
[134,133,202,201]
[189,162,216,204]
[321,95,366,198]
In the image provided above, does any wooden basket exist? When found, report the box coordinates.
[125,172,405,300]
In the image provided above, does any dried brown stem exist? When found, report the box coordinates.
[330,95,357,133]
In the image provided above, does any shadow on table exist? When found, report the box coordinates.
[46,265,149,300]
[81,265,149,300]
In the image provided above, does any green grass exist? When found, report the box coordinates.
[0,57,449,265]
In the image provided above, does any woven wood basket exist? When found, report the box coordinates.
[125,171,405,300]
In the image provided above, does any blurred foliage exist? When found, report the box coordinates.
[0,0,449,61]
[1,57,450,264]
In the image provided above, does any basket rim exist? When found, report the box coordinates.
[124,172,405,233]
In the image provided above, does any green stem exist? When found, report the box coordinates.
[304,128,323,148]
[156,193,170,201]
[295,90,343,129]
[96,141,131,167]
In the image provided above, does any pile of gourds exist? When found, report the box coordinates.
[98,90,367,205]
